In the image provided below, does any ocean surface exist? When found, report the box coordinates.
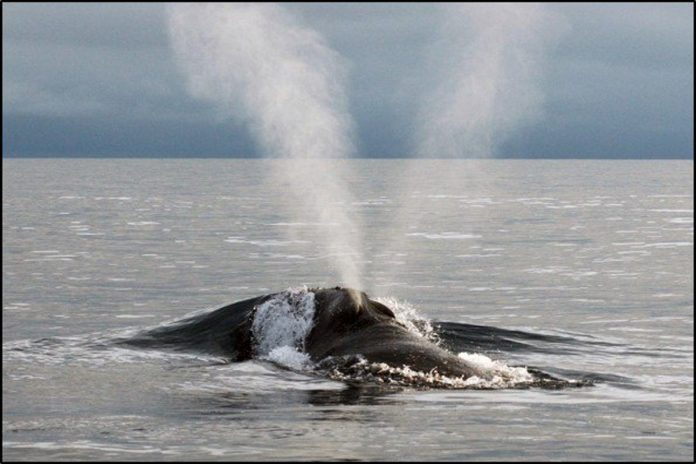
[3,159,693,461]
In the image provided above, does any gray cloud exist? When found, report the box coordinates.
[2,2,693,158]
[2,2,167,49]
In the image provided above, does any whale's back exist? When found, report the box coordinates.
[116,295,267,360]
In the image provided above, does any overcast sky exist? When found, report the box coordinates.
[2,2,693,158]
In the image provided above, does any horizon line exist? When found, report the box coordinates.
[3,155,694,160]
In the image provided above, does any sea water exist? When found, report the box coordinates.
[2,159,693,460]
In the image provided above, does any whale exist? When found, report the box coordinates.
[118,286,582,388]
[121,287,481,377]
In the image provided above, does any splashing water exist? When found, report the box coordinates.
[251,287,316,361]
[167,3,363,287]
[325,357,539,390]
[456,352,535,386]
[373,295,438,343]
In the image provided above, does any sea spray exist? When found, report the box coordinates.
[167,3,363,287]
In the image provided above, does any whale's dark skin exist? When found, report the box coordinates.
[119,287,484,378]
[306,287,482,378]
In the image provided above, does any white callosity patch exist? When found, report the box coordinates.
[251,288,316,368]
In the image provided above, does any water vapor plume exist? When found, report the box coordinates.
[376,4,565,288]
[168,3,363,287]
[416,3,565,158]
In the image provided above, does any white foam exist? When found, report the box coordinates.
[251,288,316,358]
[265,346,313,370]
[373,296,436,342]
[457,352,535,387]
[327,355,538,390]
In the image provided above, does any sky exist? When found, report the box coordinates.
[2,2,694,159]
